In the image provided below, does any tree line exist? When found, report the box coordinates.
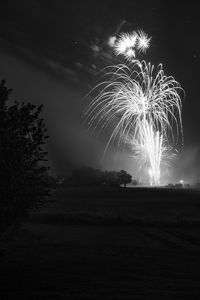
[58,167,134,188]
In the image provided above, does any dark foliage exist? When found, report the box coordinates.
[117,170,132,187]
[65,167,133,188]
[0,80,49,234]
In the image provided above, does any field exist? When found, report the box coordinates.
[1,187,200,299]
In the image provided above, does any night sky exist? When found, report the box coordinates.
[0,0,200,183]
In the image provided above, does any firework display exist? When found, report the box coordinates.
[86,31,183,185]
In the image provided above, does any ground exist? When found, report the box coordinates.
[1,187,200,299]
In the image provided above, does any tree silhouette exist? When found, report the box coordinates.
[66,168,133,188]
[0,80,49,235]
[117,170,132,187]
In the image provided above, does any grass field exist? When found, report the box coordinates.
[1,187,200,299]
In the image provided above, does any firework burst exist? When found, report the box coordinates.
[85,60,183,185]
[114,30,151,61]
[85,29,183,185]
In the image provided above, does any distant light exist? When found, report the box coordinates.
[180,179,184,184]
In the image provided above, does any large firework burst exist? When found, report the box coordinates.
[85,32,183,185]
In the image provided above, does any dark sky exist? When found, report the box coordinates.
[0,0,200,182]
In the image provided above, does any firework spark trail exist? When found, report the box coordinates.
[128,121,175,185]
[85,60,183,185]
[137,121,163,185]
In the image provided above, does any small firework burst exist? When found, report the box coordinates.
[113,30,151,60]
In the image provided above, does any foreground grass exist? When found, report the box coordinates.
[1,187,200,299]
[35,186,200,227]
